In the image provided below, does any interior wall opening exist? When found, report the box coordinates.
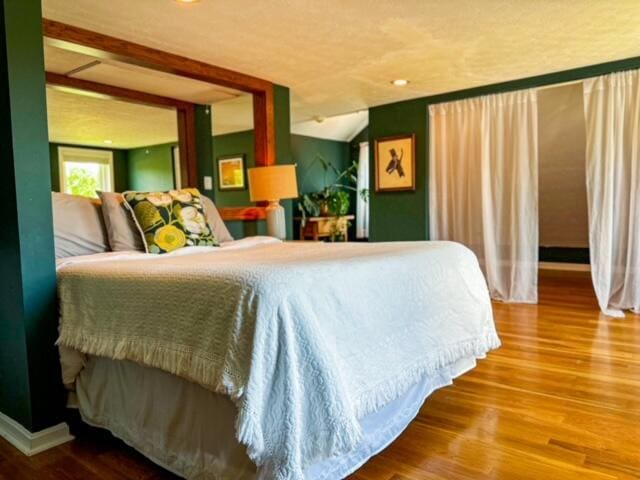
[537,82,589,265]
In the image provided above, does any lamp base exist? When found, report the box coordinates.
[265,201,286,240]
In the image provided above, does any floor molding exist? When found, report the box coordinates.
[0,411,73,456]
[539,261,591,272]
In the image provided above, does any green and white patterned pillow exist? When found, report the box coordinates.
[123,188,219,254]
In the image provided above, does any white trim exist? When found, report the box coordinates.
[539,261,591,272]
[58,146,115,195]
[0,411,73,456]
[172,146,182,189]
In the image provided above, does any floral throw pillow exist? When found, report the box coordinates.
[123,188,219,254]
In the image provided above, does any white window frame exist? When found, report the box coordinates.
[172,145,182,189]
[58,146,115,195]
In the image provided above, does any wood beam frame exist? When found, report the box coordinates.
[45,72,191,110]
[43,19,276,167]
[218,207,267,221]
[176,105,198,187]
[45,72,199,187]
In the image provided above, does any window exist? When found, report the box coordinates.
[58,147,114,198]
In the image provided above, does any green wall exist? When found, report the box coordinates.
[49,143,129,193]
[0,0,63,432]
[212,130,255,206]
[195,104,215,198]
[368,55,640,242]
[211,131,351,238]
[369,99,429,241]
[213,132,350,200]
[292,134,350,195]
[291,133,352,238]
[127,142,176,191]
[273,85,294,239]
[351,126,369,146]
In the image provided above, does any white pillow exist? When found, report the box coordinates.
[98,191,145,252]
[201,195,234,243]
[52,192,110,259]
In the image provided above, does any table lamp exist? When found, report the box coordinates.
[248,164,298,239]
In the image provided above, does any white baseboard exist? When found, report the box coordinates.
[0,410,74,456]
[539,261,591,272]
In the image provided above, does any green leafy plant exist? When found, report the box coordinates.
[67,167,99,198]
[297,155,368,241]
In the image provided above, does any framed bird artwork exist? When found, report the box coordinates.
[374,133,416,192]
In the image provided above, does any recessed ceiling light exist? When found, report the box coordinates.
[391,79,409,86]
[175,0,200,3]
[103,139,113,145]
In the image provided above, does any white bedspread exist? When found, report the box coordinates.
[56,237,499,479]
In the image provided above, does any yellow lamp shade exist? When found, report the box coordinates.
[248,165,298,202]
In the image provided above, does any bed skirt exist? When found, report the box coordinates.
[73,355,478,480]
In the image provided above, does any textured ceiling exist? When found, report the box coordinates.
[44,44,241,104]
[42,0,640,122]
[291,111,368,142]
[47,84,362,148]
[211,96,368,141]
[47,88,178,149]
[211,95,254,135]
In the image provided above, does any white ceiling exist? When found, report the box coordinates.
[47,87,178,149]
[42,1,640,146]
[42,0,640,122]
[47,85,366,147]
[44,44,241,104]
[291,111,368,142]
[211,95,253,136]
[44,44,365,144]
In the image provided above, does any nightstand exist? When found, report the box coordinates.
[295,215,354,242]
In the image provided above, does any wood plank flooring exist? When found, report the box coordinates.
[1,271,638,479]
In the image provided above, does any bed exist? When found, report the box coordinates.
[52,191,499,480]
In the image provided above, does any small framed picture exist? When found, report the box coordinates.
[217,154,246,190]
[374,134,416,192]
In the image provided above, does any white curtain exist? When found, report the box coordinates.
[356,142,370,239]
[429,89,539,303]
[583,70,640,317]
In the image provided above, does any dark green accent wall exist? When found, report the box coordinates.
[49,143,129,193]
[195,105,214,199]
[0,0,63,431]
[368,55,640,242]
[212,130,255,206]
[291,133,352,239]
[273,85,294,239]
[351,126,369,146]
[210,129,264,238]
[226,220,268,238]
[292,134,350,195]
[209,86,293,239]
[127,142,176,191]
[369,99,428,241]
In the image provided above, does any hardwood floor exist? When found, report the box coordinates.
[1,271,638,479]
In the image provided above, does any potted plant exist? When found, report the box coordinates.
[297,155,368,241]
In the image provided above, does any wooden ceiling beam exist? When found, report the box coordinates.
[46,72,199,188]
[43,18,277,172]
[43,19,272,94]
[45,72,192,110]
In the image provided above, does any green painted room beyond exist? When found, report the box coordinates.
[48,130,365,240]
